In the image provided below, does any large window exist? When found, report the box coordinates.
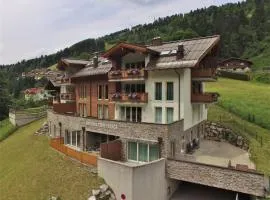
[127,142,159,162]
[155,107,162,123]
[124,83,145,93]
[65,131,81,149]
[98,85,103,99]
[103,105,109,119]
[166,82,174,100]
[98,84,108,100]
[166,107,174,124]
[120,106,142,122]
[98,105,103,119]
[79,84,87,99]
[155,82,162,100]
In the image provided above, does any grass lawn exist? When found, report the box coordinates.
[0,119,103,200]
[206,78,270,130]
[0,119,16,142]
[208,105,270,176]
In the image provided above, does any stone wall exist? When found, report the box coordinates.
[205,121,249,150]
[9,110,46,126]
[167,159,268,197]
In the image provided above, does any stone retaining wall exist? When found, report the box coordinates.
[205,121,249,150]
[167,159,269,197]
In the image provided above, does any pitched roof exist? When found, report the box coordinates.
[102,42,158,58]
[146,35,220,70]
[62,58,90,65]
[218,57,253,65]
[72,60,112,78]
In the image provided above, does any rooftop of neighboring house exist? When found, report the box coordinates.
[218,57,253,68]
[24,88,44,95]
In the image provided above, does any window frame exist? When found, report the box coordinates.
[155,82,162,100]
[166,107,174,124]
[155,107,162,123]
[166,82,174,101]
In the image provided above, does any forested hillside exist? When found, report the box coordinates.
[1,0,269,74]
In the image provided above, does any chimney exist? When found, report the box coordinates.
[176,44,184,59]
[151,37,162,46]
[93,52,99,67]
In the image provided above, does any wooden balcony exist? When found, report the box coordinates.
[60,77,73,85]
[191,68,217,81]
[191,92,219,104]
[108,69,147,81]
[110,92,148,103]
[60,93,75,101]
[53,102,76,114]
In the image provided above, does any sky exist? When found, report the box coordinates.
[0,0,243,65]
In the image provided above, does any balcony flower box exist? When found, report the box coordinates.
[111,70,121,76]
[127,69,140,76]
[128,93,140,100]
[112,93,121,100]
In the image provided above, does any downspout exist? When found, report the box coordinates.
[174,69,181,121]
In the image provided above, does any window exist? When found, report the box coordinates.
[155,107,162,123]
[124,84,145,93]
[155,82,162,100]
[98,85,103,99]
[105,85,108,99]
[103,105,109,119]
[79,84,87,99]
[120,106,142,122]
[166,107,174,124]
[66,131,81,149]
[127,142,159,162]
[166,82,174,100]
[149,144,159,161]
[98,105,103,119]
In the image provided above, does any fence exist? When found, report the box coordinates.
[50,137,97,166]
[213,113,268,147]
[100,140,122,161]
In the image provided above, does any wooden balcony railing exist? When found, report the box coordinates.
[108,69,147,81]
[100,140,122,161]
[60,93,75,101]
[53,102,76,114]
[191,68,217,80]
[110,92,148,103]
[191,92,219,103]
[60,77,71,84]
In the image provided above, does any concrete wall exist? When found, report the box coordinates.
[167,159,269,197]
[9,111,46,126]
[98,158,178,200]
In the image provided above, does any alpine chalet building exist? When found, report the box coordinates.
[47,35,268,200]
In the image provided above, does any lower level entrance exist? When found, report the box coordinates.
[171,182,251,200]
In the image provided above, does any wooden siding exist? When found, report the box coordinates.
[50,137,97,166]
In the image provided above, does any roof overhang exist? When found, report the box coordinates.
[102,42,159,58]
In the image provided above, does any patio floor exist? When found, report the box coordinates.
[192,140,255,169]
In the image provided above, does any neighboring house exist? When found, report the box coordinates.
[218,58,253,73]
[24,88,48,101]
[47,36,268,200]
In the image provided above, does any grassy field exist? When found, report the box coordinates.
[0,119,103,200]
[206,78,270,130]
[208,105,270,175]
[0,119,16,142]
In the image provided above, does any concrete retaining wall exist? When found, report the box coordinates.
[98,158,178,200]
[167,159,269,197]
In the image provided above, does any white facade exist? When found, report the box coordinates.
[114,52,207,131]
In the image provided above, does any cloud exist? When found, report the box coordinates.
[0,0,243,64]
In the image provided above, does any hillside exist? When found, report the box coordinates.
[0,119,103,200]
[1,0,270,74]
[206,78,270,130]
